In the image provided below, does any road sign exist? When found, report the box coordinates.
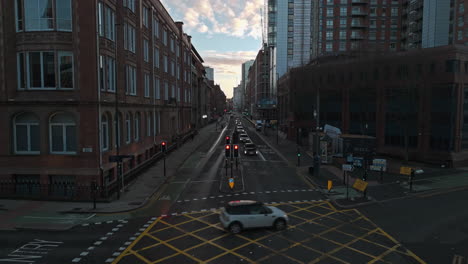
[352,178,368,192]
[353,157,364,167]
[400,166,412,175]
[228,178,234,189]
[327,180,333,191]
[342,164,354,172]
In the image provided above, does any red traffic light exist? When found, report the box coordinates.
[225,145,230,150]
[162,141,166,146]
[234,145,239,150]
[226,136,230,140]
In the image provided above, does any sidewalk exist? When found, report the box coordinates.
[0,122,220,217]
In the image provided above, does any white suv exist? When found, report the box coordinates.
[219,200,289,234]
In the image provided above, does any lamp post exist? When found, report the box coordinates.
[313,109,321,177]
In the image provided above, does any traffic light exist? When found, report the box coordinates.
[225,145,231,158]
[161,141,167,152]
[233,144,239,157]
[225,136,230,144]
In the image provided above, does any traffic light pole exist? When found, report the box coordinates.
[163,152,166,177]
[225,159,228,177]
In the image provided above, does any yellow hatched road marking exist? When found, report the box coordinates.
[367,244,400,264]
[143,232,203,263]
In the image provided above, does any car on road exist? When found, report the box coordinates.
[237,129,245,134]
[219,200,289,234]
[256,124,262,131]
[239,133,249,143]
[243,143,257,155]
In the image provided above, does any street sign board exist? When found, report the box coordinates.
[353,157,364,167]
[370,165,386,171]
[400,166,412,175]
[228,178,234,189]
[352,179,368,192]
[342,164,354,172]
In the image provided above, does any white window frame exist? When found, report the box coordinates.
[153,18,159,38]
[98,2,104,36]
[101,115,109,151]
[13,114,40,154]
[143,6,149,27]
[126,65,136,95]
[106,56,115,92]
[105,6,115,41]
[144,73,150,98]
[49,114,77,154]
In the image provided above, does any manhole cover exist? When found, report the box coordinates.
[128,202,142,206]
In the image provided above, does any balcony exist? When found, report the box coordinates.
[351,0,368,4]
[351,9,367,16]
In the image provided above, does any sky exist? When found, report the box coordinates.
[160,0,263,98]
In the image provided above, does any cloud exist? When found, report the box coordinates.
[160,0,263,39]
[200,50,257,97]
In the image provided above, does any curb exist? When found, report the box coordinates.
[331,198,377,209]
[219,161,245,194]
[61,123,220,215]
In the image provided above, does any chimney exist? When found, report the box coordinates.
[175,21,184,34]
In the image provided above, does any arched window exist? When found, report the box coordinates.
[14,113,40,154]
[126,113,131,144]
[101,114,109,151]
[49,112,77,154]
[134,112,140,141]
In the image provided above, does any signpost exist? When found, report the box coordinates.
[352,178,368,193]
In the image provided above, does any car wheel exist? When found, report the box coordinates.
[274,219,287,231]
[229,222,242,234]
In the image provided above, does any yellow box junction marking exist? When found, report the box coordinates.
[112,201,426,264]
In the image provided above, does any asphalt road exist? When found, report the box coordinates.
[0,115,463,264]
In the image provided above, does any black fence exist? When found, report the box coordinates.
[0,130,197,201]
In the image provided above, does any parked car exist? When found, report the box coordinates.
[219,200,289,234]
[244,143,258,155]
[256,124,262,131]
[239,134,249,143]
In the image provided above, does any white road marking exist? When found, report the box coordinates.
[151,217,157,220]
[161,214,167,217]
[129,237,136,241]
[301,189,307,192]
[106,232,113,236]
[80,252,88,256]
[112,252,121,257]
[119,247,126,251]
[242,192,248,195]
[112,228,119,232]
[171,213,177,216]
[202,197,207,200]
[143,224,149,227]
[193,198,198,201]
[201,209,207,212]
[234,193,240,196]
[258,151,267,161]
[94,241,102,246]
[95,222,102,225]
[135,233,141,236]
[265,191,270,193]
[100,237,108,241]
[273,190,277,193]
[72,258,81,262]
[124,242,131,245]
[106,221,113,224]
[105,258,114,262]
[210,196,215,198]
[177,200,182,203]
[87,246,95,250]
[250,192,255,194]
[117,224,123,227]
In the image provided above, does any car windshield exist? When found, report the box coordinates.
[245,144,255,148]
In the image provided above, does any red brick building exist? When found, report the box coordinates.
[279,45,468,166]
[0,0,206,199]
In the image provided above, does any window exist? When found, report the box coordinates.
[154,76,160,99]
[339,30,346,39]
[391,7,398,16]
[459,30,464,40]
[106,56,115,92]
[58,52,74,89]
[49,113,77,154]
[99,55,105,91]
[14,113,40,154]
[105,7,115,41]
[176,43,180,57]
[326,31,333,40]
[370,7,376,16]
[459,16,464,27]
[143,39,149,62]
[153,18,159,38]
[327,8,334,17]
[101,115,109,151]
[164,81,169,100]
[369,31,376,40]
[339,41,346,51]
[17,51,74,90]
[125,113,131,143]
[124,22,136,53]
[177,64,180,80]
[98,2,104,36]
[340,7,347,16]
[460,3,465,13]
[163,29,168,46]
[170,37,175,52]
[326,19,333,28]
[390,30,397,40]
[17,0,72,32]
[171,85,175,98]
[370,19,376,28]
[147,112,152,137]
[123,0,135,12]
[382,7,387,16]
[144,73,150,97]
[164,55,168,72]
[143,6,149,27]
[341,0,347,3]
[446,60,460,73]
[126,65,136,95]
[326,42,333,52]
[154,47,160,68]
[134,113,140,141]
[171,60,175,76]
[340,18,347,27]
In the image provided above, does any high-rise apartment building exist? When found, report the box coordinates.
[267,0,402,79]
[401,0,468,50]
